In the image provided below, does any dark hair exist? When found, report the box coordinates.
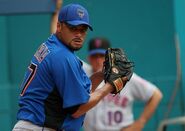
[88,37,110,51]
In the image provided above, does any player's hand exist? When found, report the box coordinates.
[121,120,144,131]
[90,71,104,93]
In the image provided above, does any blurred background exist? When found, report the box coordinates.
[0,0,184,130]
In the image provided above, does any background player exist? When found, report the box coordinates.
[83,37,163,131]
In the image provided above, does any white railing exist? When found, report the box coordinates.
[158,116,185,131]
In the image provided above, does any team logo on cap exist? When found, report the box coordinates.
[95,39,101,48]
[77,8,85,18]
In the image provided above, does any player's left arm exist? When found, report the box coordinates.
[122,88,163,131]
[50,0,63,33]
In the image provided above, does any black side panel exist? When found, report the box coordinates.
[44,87,67,129]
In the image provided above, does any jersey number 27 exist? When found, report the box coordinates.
[20,62,37,96]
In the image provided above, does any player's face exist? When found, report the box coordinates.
[88,54,105,72]
[58,22,88,51]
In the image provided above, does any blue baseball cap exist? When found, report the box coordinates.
[88,38,110,56]
[58,3,93,31]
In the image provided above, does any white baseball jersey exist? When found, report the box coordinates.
[82,62,157,131]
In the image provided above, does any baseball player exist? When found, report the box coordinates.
[12,4,132,131]
[83,37,163,131]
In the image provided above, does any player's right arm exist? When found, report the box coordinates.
[72,82,114,118]
[72,76,128,118]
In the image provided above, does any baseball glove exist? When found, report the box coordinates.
[103,48,134,94]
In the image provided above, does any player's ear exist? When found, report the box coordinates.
[87,56,90,62]
[88,56,94,64]
[56,22,62,32]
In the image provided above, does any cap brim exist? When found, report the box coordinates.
[67,20,93,31]
[89,49,106,56]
